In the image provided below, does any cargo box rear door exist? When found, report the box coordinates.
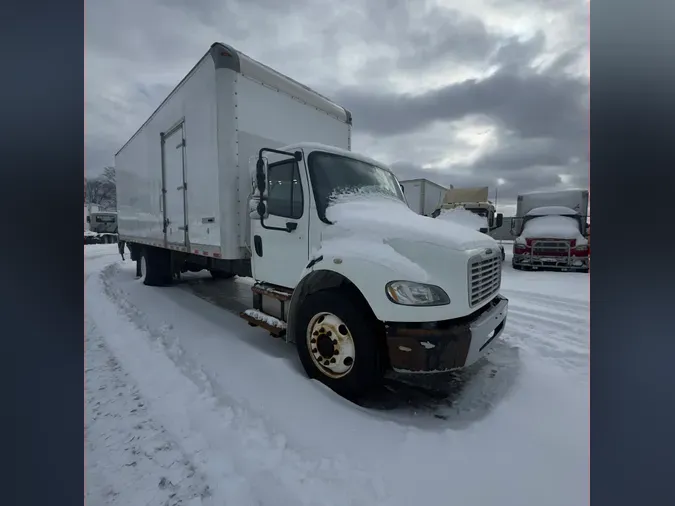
[161,123,188,246]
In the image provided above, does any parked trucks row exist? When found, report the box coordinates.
[115,42,509,400]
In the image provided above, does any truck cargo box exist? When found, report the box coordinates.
[399,178,446,216]
[115,42,352,260]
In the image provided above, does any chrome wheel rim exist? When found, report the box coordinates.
[306,312,355,379]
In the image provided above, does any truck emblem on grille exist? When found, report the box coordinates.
[484,248,493,256]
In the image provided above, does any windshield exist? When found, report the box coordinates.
[307,151,404,220]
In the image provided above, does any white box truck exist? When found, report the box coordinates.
[399,178,447,216]
[116,42,509,400]
[511,189,590,272]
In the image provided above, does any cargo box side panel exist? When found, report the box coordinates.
[518,189,588,216]
[181,58,220,250]
[423,183,445,216]
[214,69,241,259]
[234,75,351,250]
[402,182,423,214]
[116,129,164,242]
[116,56,221,249]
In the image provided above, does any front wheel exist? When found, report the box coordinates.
[295,289,384,400]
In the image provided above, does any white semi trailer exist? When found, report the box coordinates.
[399,178,447,216]
[116,42,509,400]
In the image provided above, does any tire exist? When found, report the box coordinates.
[209,269,235,280]
[140,247,172,286]
[295,289,384,400]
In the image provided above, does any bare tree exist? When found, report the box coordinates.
[85,166,117,210]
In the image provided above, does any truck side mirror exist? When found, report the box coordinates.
[255,157,269,196]
[496,213,503,228]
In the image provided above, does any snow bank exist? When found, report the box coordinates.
[323,193,495,252]
[436,208,488,231]
[85,246,590,506]
[522,215,586,241]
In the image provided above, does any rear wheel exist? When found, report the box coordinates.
[140,247,172,286]
[295,289,384,400]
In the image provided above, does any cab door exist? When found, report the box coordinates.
[251,153,310,289]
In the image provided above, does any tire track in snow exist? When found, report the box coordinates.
[501,288,589,312]
[86,318,211,506]
[88,263,393,506]
[503,302,588,377]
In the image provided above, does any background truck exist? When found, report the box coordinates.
[399,178,447,216]
[431,187,505,260]
[510,189,590,272]
[84,204,119,244]
[116,42,509,400]
[89,210,119,243]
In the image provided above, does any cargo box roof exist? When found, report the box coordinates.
[116,42,351,156]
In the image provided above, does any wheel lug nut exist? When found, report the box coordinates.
[330,358,336,363]
[310,338,316,344]
[312,348,317,353]
[313,331,318,336]
[327,331,332,337]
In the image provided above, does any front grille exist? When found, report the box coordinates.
[532,240,571,257]
[468,252,501,307]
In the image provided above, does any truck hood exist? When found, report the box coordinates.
[324,196,496,252]
[520,215,585,241]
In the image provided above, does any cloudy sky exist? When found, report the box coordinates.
[85,0,588,215]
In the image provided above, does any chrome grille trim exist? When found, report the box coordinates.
[468,252,502,307]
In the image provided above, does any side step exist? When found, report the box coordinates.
[239,309,287,338]
[251,283,293,302]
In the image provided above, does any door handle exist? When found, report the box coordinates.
[285,222,298,232]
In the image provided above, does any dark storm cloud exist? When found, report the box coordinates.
[86,0,588,202]
[394,7,501,67]
[335,26,588,204]
[335,54,588,141]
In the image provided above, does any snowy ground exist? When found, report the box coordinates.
[85,243,589,506]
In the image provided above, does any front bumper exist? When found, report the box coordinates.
[513,253,589,270]
[384,295,508,373]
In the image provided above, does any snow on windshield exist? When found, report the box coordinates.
[522,215,584,241]
[436,208,488,231]
[308,152,404,218]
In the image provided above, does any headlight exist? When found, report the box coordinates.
[385,281,450,306]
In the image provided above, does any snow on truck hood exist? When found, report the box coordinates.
[324,195,496,252]
[436,208,488,231]
[522,215,586,242]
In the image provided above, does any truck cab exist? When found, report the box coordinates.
[431,189,505,261]
[512,206,589,272]
[245,143,509,398]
